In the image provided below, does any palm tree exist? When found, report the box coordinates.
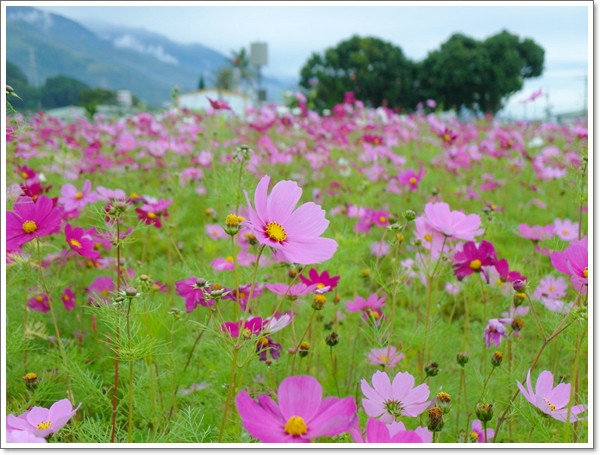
[228,48,255,94]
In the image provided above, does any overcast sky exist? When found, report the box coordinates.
[32,2,591,119]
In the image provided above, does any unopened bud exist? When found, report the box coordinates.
[404,210,416,221]
[312,294,327,310]
[124,286,138,297]
[475,403,493,422]
[23,372,39,390]
[427,407,444,432]
[513,292,527,306]
[325,332,339,347]
[298,341,310,358]
[511,317,524,332]
[457,352,469,367]
[491,351,503,367]
[436,392,452,414]
[512,279,527,292]
[288,268,298,279]
[224,213,244,235]
[425,361,439,377]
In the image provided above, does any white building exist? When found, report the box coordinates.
[176,88,251,117]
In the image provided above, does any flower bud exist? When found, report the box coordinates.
[427,407,444,432]
[298,341,310,358]
[288,268,298,279]
[404,210,416,221]
[425,361,439,377]
[312,294,327,310]
[512,279,527,292]
[325,332,339,347]
[475,403,494,422]
[511,317,524,333]
[23,372,39,390]
[361,268,370,278]
[436,392,452,414]
[124,286,139,297]
[457,352,469,367]
[224,213,244,236]
[208,283,226,298]
[491,351,503,367]
[513,292,527,306]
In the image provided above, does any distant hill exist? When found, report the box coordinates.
[6,6,296,108]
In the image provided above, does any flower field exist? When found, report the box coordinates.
[4,95,589,445]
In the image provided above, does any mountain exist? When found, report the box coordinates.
[6,7,295,107]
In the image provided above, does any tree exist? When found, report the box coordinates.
[421,30,545,114]
[40,75,90,109]
[78,88,116,118]
[198,74,206,90]
[214,66,234,92]
[228,47,255,93]
[299,35,417,110]
[6,61,41,111]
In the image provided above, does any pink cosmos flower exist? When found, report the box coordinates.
[423,202,484,241]
[61,285,76,312]
[349,418,426,443]
[516,370,587,422]
[7,195,62,251]
[95,186,126,202]
[533,275,567,301]
[470,419,494,443]
[65,223,100,259]
[553,218,579,241]
[265,282,318,298]
[299,268,340,293]
[367,346,404,368]
[452,240,497,283]
[135,198,172,228]
[175,277,214,312]
[361,371,430,423]
[540,298,574,314]
[235,375,357,443]
[345,293,386,322]
[517,223,554,243]
[493,258,526,284]
[205,224,227,240]
[27,292,50,313]
[58,180,97,212]
[222,316,264,338]
[222,283,264,312]
[210,256,235,271]
[550,237,588,294]
[483,318,510,348]
[370,241,390,257]
[7,398,81,438]
[6,430,47,443]
[244,175,337,264]
[398,167,425,192]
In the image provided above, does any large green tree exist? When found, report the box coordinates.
[40,75,90,109]
[299,35,417,110]
[421,30,544,114]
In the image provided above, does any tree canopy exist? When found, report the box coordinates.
[299,31,545,114]
[299,35,418,111]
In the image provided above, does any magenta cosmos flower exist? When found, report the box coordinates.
[7,398,81,438]
[235,375,357,442]
[398,166,425,192]
[361,371,430,423]
[7,195,62,251]
[550,237,588,294]
[345,293,386,322]
[423,202,484,241]
[349,418,428,443]
[27,292,50,313]
[61,285,76,312]
[452,240,497,283]
[65,223,100,259]
[517,370,587,422]
[244,175,337,264]
[299,268,340,293]
[175,277,214,312]
[135,198,172,228]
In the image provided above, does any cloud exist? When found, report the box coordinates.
[9,9,54,30]
[113,34,179,65]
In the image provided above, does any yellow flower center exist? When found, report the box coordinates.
[469,259,482,270]
[147,212,157,218]
[316,283,325,289]
[25,372,37,380]
[242,328,252,338]
[470,431,479,441]
[369,310,380,319]
[549,285,555,291]
[35,295,44,302]
[265,221,287,242]
[379,216,387,223]
[496,279,504,286]
[74,192,83,199]
[225,213,245,226]
[284,416,307,436]
[130,192,139,199]
[409,177,417,185]
[225,256,234,262]
[63,294,70,301]
[443,134,450,142]
[21,171,29,179]
[70,239,82,249]
[424,233,432,242]
[544,399,556,412]
[101,290,109,296]
[151,283,160,291]
[36,421,51,430]
[562,229,569,235]
[258,336,269,346]
[373,138,380,145]
[379,355,388,363]
[583,267,588,278]
[22,220,38,234]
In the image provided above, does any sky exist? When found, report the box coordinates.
[28,2,593,119]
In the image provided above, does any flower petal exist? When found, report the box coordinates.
[306,396,357,439]
[267,180,302,224]
[277,376,322,421]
